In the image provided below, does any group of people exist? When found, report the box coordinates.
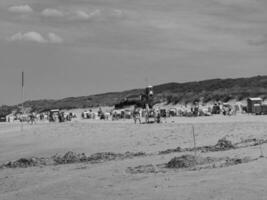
[133,105,162,124]
[81,106,163,124]
[82,109,110,120]
[48,111,75,122]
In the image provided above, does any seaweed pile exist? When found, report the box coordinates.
[166,155,220,169]
[158,138,236,155]
[196,138,236,152]
[1,151,146,169]
[127,155,259,174]
[166,155,198,168]
[159,147,182,155]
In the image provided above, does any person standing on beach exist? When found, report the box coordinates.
[133,106,141,124]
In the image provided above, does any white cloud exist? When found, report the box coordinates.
[39,8,102,21]
[74,9,101,20]
[75,10,90,20]
[8,5,33,13]
[112,9,123,17]
[41,8,64,17]
[8,32,63,44]
[9,32,47,43]
[90,9,101,17]
[48,33,63,43]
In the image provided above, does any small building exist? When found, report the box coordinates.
[0,115,6,122]
[5,114,15,122]
[261,104,267,115]
[247,97,263,113]
[168,108,177,117]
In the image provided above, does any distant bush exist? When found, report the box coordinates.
[0,105,16,116]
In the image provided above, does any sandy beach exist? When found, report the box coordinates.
[1,115,267,200]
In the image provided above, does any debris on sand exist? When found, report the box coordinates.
[240,138,257,143]
[197,138,235,152]
[127,155,222,174]
[235,138,267,148]
[127,164,159,174]
[52,152,87,164]
[254,139,267,146]
[87,151,146,162]
[215,138,235,150]
[159,138,236,156]
[127,155,259,174]
[128,152,146,157]
[52,151,123,165]
[184,138,236,153]
[167,155,196,168]
[165,155,216,169]
[166,155,257,170]
[87,152,124,162]
[159,136,267,157]
[2,157,49,168]
[221,157,255,167]
[159,147,183,155]
[3,158,37,168]
[0,151,147,169]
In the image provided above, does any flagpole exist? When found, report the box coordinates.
[21,71,24,131]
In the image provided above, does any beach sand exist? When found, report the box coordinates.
[1,115,267,200]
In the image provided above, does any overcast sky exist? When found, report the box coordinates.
[0,0,267,105]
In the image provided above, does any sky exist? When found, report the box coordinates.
[0,0,267,105]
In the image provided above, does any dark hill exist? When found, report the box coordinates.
[1,75,267,114]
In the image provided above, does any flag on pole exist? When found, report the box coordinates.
[22,71,24,87]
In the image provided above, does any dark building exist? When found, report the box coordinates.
[247,97,262,113]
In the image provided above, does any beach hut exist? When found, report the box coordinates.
[6,114,15,122]
[261,104,267,115]
[247,97,262,113]
[0,115,6,122]
[168,108,177,117]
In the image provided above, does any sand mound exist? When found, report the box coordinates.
[190,138,236,153]
[215,138,235,150]
[166,155,198,168]
[1,151,146,169]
